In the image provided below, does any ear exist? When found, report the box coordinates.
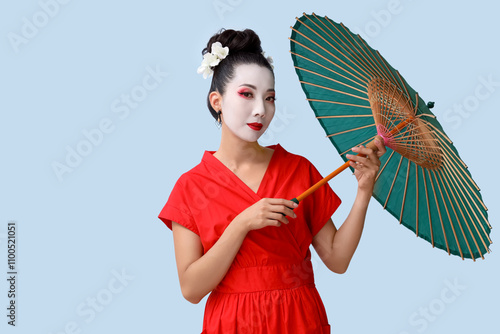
[209,91,222,112]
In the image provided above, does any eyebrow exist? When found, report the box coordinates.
[239,83,275,92]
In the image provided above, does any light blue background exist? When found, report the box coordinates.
[1,0,499,333]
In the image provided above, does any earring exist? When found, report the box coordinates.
[215,110,222,129]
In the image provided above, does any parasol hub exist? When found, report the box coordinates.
[367,77,443,170]
[376,124,396,149]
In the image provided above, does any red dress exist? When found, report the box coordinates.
[158,144,341,334]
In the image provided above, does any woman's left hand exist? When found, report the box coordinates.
[346,135,387,194]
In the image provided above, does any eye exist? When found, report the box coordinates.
[266,96,276,102]
[238,91,253,98]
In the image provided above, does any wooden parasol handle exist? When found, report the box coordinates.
[292,139,378,203]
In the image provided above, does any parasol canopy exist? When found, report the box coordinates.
[289,12,491,260]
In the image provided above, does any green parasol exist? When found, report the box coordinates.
[288,12,492,260]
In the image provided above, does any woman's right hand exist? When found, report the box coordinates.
[234,198,299,232]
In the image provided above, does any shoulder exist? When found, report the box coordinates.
[275,144,327,184]
[176,163,205,185]
[275,143,315,169]
[158,152,213,233]
[172,151,214,186]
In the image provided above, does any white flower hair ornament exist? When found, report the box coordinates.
[261,51,274,69]
[197,42,274,79]
[197,42,229,79]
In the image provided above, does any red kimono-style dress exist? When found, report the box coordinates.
[158,144,341,334]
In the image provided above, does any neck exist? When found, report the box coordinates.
[214,123,269,169]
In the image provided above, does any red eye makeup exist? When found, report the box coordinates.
[237,88,252,98]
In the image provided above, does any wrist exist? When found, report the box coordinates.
[229,214,251,236]
[355,187,372,205]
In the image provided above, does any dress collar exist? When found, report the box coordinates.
[201,144,284,198]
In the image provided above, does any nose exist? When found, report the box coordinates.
[253,99,266,118]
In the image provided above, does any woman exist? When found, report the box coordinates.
[158,28,386,334]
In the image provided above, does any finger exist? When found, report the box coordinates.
[268,219,281,227]
[351,145,374,157]
[348,158,371,174]
[346,153,368,164]
[350,147,381,168]
[282,205,297,218]
[272,204,297,218]
[349,160,366,173]
[356,157,379,171]
[270,198,299,217]
[373,136,387,157]
[349,156,377,173]
[269,198,299,209]
[269,212,289,225]
[365,149,381,167]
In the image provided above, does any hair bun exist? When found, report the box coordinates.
[202,29,263,56]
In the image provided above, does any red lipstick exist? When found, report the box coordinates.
[247,123,263,131]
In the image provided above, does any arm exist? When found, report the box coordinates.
[172,198,298,304]
[312,137,386,273]
[311,189,371,274]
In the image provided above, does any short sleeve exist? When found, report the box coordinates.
[302,159,342,236]
[158,176,199,235]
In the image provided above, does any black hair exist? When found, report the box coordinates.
[201,28,274,121]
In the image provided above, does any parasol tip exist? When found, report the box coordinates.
[427,101,435,109]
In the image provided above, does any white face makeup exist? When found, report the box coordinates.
[219,64,276,143]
